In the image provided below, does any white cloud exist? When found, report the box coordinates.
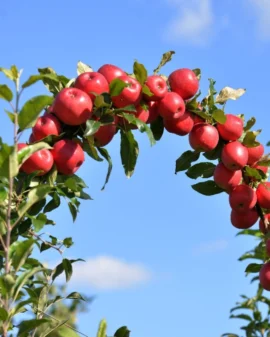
[66,256,152,290]
[248,0,270,39]
[164,0,214,45]
[193,239,228,255]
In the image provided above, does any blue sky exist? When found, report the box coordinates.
[1,0,270,336]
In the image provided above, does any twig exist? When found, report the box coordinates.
[29,230,63,255]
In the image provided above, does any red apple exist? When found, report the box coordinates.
[168,68,199,100]
[18,143,53,176]
[229,185,257,213]
[246,144,264,165]
[257,182,270,209]
[52,88,93,126]
[74,72,109,101]
[189,123,219,152]
[143,75,167,101]
[94,118,117,147]
[158,92,185,120]
[51,139,85,175]
[164,111,194,136]
[230,209,258,229]
[259,262,270,291]
[98,64,126,83]
[221,141,248,171]
[217,114,243,141]
[214,163,242,192]
[32,115,62,141]
[111,75,142,108]
[147,101,159,124]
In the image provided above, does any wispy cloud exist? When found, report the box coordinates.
[164,0,214,46]
[59,256,152,290]
[248,0,270,39]
[193,239,228,255]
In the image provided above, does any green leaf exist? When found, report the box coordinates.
[94,93,112,108]
[22,73,60,88]
[43,193,60,213]
[13,267,44,301]
[63,237,74,248]
[18,186,52,218]
[18,95,54,130]
[0,84,13,101]
[0,184,7,202]
[122,113,156,146]
[175,150,200,173]
[62,258,73,282]
[52,259,83,282]
[68,202,77,222]
[64,177,80,191]
[4,109,15,123]
[83,137,103,162]
[0,140,13,178]
[191,180,224,196]
[0,307,8,321]
[18,141,52,166]
[120,130,139,178]
[38,67,61,94]
[186,162,216,179]
[97,147,113,190]
[133,61,147,85]
[66,291,85,300]
[242,130,261,148]
[142,84,153,97]
[109,78,128,96]
[114,326,130,337]
[212,109,227,124]
[192,68,201,80]
[150,116,164,141]
[208,78,217,109]
[0,274,15,296]
[32,213,47,232]
[0,67,17,80]
[236,229,263,238]
[153,50,175,74]
[230,314,252,321]
[77,61,93,75]
[10,239,35,272]
[97,319,107,337]
[245,166,266,180]
[245,263,262,273]
[244,117,256,132]
[84,120,101,137]
[17,318,50,337]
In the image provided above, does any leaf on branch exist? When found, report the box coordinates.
[245,263,262,273]
[18,186,52,218]
[18,95,54,130]
[133,61,148,85]
[212,109,227,124]
[114,326,130,337]
[186,162,216,179]
[10,239,35,272]
[216,87,246,104]
[18,141,52,166]
[0,84,13,101]
[175,150,200,173]
[77,61,93,75]
[97,147,113,190]
[84,120,101,137]
[191,180,224,196]
[22,73,60,88]
[150,116,164,141]
[120,130,139,178]
[192,68,201,80]
[153,50,175,74]
[244,117,256,132]
[242,130,261,148]
[17,318,50,337]
[109,78,128,96]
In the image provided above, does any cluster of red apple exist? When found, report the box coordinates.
[17,62,270,290]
